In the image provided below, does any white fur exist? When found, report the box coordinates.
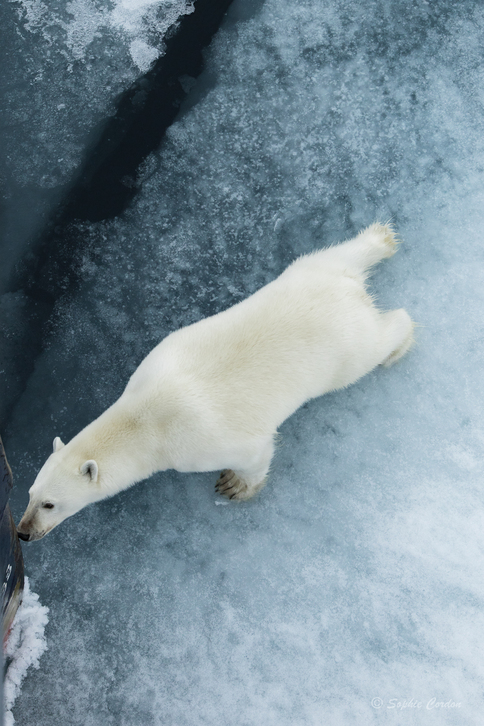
[18,223,414,539]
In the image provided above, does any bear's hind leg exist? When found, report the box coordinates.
[215,438,274,501]
[379,309,415,367]
[329,223,398,275]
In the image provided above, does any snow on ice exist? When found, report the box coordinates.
[4,579,49,726]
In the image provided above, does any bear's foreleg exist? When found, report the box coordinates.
[215,437,275,501]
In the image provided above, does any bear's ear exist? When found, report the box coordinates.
[53,437,65,453]
[80,460,99,483]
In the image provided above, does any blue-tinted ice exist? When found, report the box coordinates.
[1,0,193,289]
[5,0,484,723]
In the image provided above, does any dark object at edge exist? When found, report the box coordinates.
[1,436,24,646]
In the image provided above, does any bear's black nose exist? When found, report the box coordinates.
[17,531,30,541]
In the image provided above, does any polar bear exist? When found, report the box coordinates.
[17,223,414,541]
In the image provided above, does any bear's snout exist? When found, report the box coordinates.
[17,509,44,542]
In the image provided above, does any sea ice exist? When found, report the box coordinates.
[0,0,193,291]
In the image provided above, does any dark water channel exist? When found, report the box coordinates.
[1,0,237,431]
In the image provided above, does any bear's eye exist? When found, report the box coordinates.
[43,502,55,510]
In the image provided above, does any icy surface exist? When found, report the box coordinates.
[0,0,193,292]
[4,0,192,187]
[11,0,194,71]
[4,578,49,726]
[5,0,484,723]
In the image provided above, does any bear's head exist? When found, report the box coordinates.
[17,436,101,541]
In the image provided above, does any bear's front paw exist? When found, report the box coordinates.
[215,470,245,500]
[215,469,263,501]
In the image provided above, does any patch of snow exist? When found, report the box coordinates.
[4,578,49,726]
[10,0,194,69]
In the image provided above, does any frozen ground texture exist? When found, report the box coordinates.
[1,0,193,292]
[4,578,49,726]
[6,0,193,185]
[5,0,484,724]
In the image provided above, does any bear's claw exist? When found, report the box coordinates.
[215,469,249,500]
[215,469,267,501]
[217,470,235,487]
